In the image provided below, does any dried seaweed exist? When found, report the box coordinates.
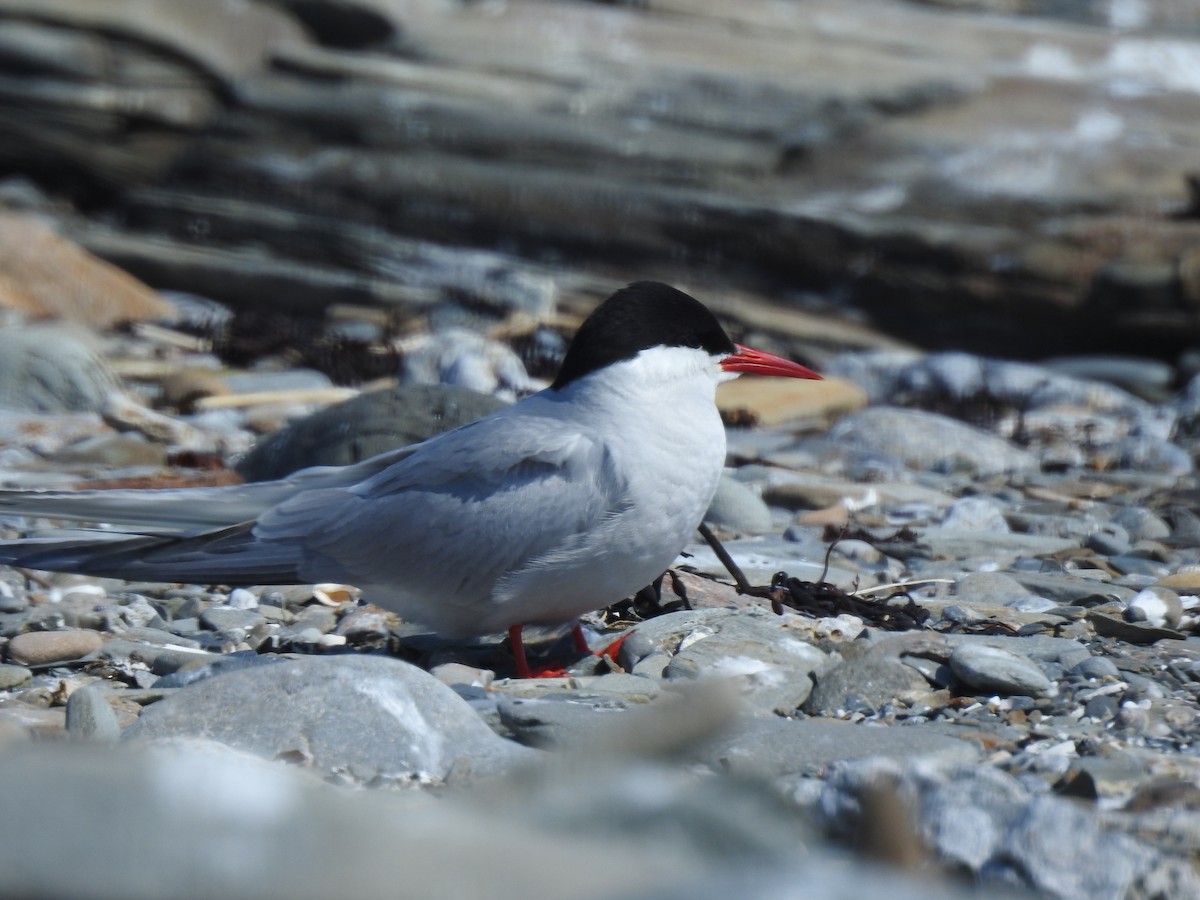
[699,523,930,631]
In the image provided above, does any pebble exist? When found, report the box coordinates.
[0,664,31,689]
[953,571,1033,607]
[662,613,831,715]
[124,655,538,784]
[689,716,978,778]
[6,629,103,666]
[65,685,121,742]
[805,653,935,715]
[940,496,1010,532]
[948,644,1052,697]
[825,406,1037,476]
[703,475,772,534]
[199,606,266,635]
[1070,656,1121,680]
[0,325,120,413]
[236,383,507,481]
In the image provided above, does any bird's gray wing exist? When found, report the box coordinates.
[0,444,419,532]
[0,414,630,621]
[259,414,627,603]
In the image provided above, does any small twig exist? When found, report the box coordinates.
[696,523,783,609]
[852,578,954,598]
[820,526,848,584]
[697,522,752,592]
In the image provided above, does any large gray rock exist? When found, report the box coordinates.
[236,383,507,481]
[0,739,997,900]
[0,326,119,413]
[818,760,1200,899]
[124,655,537,783]
[688,716,978,778]
[826,407,1036,476]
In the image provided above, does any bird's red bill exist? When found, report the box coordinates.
[721,344,821,380]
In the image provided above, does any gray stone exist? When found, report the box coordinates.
[153,651,279,688]
[805,653,935,715]
[1088,611,1185,645]
[99,639,223,675]
[124,655,537,783]
[826,407,1036,477]
[1070,656,1120,680]
[703,475,772,534]
[65,686,121,742]
[1005,596,1059,613]
[689,716,977,778]
[0,737,996,900]
[953,572,1033,607]
[617,609,743,670]
[662,613,829,715]
[1107,555,1172,579]
[199,606,266,634]
[940,496,1010,532]
[915,528,1080,561]
[949,644,1051,697]
[0,664,31,689]
[1084,522,1132,556]
[1110,507,1171,543]
[0,326,120,413]
[237,383,507,481]
[1007,572,1136,606]
[497,695,634,749]
[0,586,26,614]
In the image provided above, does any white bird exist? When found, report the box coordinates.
[0,282,820,676]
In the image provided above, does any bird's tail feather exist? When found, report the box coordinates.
[0,482,304,532]
[0,523,306,585]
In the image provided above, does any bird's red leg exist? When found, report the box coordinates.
[508,624,533,679]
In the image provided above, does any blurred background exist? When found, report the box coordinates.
[1,0,1198,381]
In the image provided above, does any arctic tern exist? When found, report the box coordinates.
[0,281,821,676]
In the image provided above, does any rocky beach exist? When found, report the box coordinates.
[1,1,1200,898]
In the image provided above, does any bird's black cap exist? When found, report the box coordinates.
[551,282,736,390]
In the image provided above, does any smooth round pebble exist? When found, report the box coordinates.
[1110,507,1171,543]
[1085,524,1131,557]
[7,630,103,666]
[0,586,27,614]
[0,664,32,689]
[65,686,121,742]
[941,497,1010,533]
[704,475,772,534]
[949,644,1051,697]
[954,572,1032,607]
[1070,656,1121,680]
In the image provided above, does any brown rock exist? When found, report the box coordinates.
[0,705,65,738]
[0,214,172,328]
[1155,570,1200,592]
[7,630,104,666]
[717,376,866,429]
